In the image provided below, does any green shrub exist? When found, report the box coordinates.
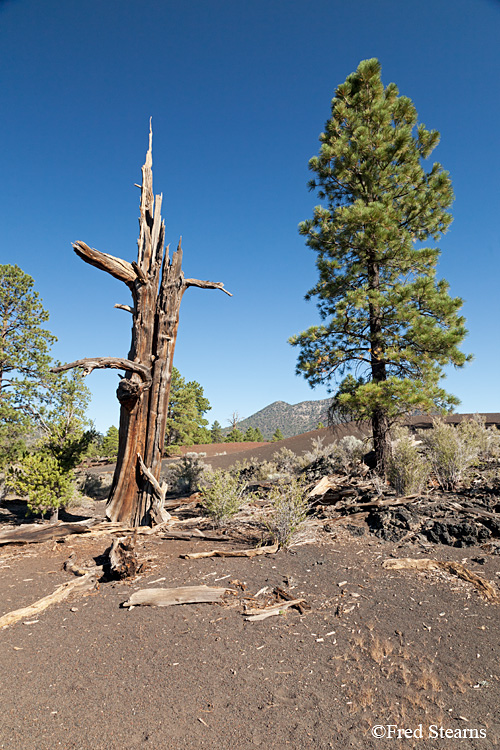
[266,477,309,549]
[200,469,245,526]
[79,471,113,500]
[272,447,301,475]
[422,418,481,491]
[387,427,429,496]
[231,457,278,482]
[300,434,367,478]
[459,414,500,460]
[332,435,365,473]
[163,454,209,494]
[302,435,328,464]
[8,451,73,520]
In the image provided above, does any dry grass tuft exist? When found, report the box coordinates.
[414,667,442,693]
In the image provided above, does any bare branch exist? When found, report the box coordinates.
[114,304,135,314]
[72,242,138,287]
[184,278,233,296]
[51,357,151,382]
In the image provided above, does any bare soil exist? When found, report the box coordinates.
[1,420,500,750]
[1,511,499,749]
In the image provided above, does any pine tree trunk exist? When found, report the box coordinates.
[52,128,230,526]
[368,257,391,475]
[371,408,391,476]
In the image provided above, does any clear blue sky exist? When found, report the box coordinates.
[1,0,499,433]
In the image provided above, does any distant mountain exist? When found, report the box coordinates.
[231,398,332,440]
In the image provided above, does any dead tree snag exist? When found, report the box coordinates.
[53,127,231,525]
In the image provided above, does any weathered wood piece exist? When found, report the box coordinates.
[161,529,230,541]
[0,573,96,630]
[244,599,306,621]
[122,585,229,608]
[383,558,498,602]
[52,357,151,383]
[137,453,171,524]
[108,533,138,579]
[0,520,96,546]
[182,543,279,560]
[51,125,231,527]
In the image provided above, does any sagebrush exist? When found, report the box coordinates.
[388,427,429,496]
[422,418,482,491]
[266,477,309,549]
[200,469,245,526]
[163,453,209,493]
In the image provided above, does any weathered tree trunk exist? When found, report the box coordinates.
[53,128,231,525]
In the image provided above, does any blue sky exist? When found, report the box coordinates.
[1,0,499,433]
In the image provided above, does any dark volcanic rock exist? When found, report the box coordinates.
[424,520,492,547]
[367,506,421,542]
[344,523,366,537]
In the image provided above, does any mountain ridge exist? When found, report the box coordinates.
[231,397,332,439]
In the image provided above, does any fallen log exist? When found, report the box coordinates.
[0,520,96,545]
[0,573,97,630]
[122,585,229,608]
[383,558,498,602]
[182,543,279,560]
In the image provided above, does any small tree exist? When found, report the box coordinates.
[102,425,120,457]
[272,427,284,442]
[290,59,470,474]
[0,264,56,467]
[9,451,73,522]
[226,427,244,442]
[164,367,211,447]
[35,368,94,471]
[9,369,95,521]
[210,420,224,443]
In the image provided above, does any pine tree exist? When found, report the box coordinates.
[272,428,284,442]
[243,426,265,442]
[243,426,256,441]
[165,368,211,447]
[0,265,56,467]
[8,368,94,521]
[290,59,470,473]
[210,420,224,443]
[226,427,244,443]
[103,425,120,457]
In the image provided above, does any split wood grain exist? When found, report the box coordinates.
[182,543,279,559]
[244,599,306,621]
[122,585,229,608]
